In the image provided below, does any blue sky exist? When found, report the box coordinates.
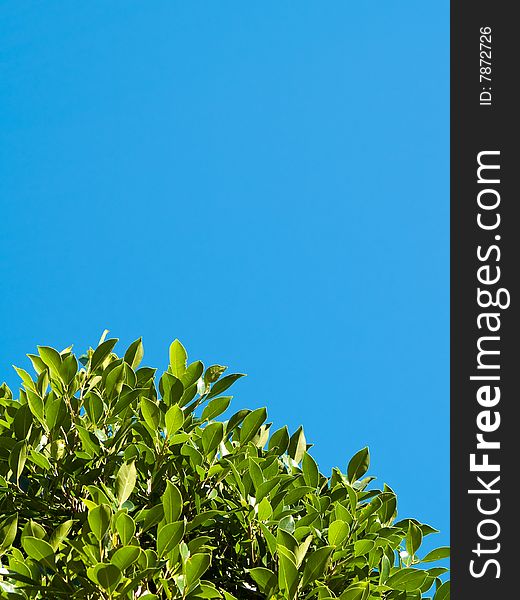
[0,2,449,552]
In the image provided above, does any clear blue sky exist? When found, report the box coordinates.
[0,2,449,552]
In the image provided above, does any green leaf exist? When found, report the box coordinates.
[91,338,118,371]
[182,360,204,388]
[288,426,307,463]
[105,362,125,397]
[328,520,350,546]
[406,520,423,557]
[207,373,246,399]
[278,551,299,599]
[268,425,290,454]
[248,458,264,490]
[0,513,18,552]
[185,552,211,589]
[204,364,227,385]
[27,353,46,374]
[26,389,45,427]
[339,584,370,600]
[169,339,188,378]
[21,536,55,569]
[279,515,296,534]
[427,567,449,578]
[164,373,185,406]
[9,440,27,484]
[422,546,450,563]
[76,424,101,456]
[88,504,111,541]
[302,546,333,588]
[278,530,298,555]
[386,568,428,592]
[201,396,232,421]
[88,563,121,592]
[49,520,74,551]
[354,539,374,556]
[116,461,137,507]
[165,404,184,436]
[202,421,224,455]
[22,520,46,540]
[84,392,104,425]
[293,535,312,569]
[124,337,144,369]
[28,450,50,473]
[60,353,78,384]
[257,497,273,521]
[249,567,276,594]
[434,581,450,600]
[379,554,391,584]
[13,366,35,391]
[302,452,319,488]
[157,521,185,557]
[111,545,140,571]
[46,395,67,431]
[347,447,370,483]
[141,397,160,430]
[170,432,190,444]
[13,403,33,440]
[116,513,136,545]
[240,407,267,445]
[162,481,183,523]
[37,346,62,376]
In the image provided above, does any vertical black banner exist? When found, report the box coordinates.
[451,2,516,598]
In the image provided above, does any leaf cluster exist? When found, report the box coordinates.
[0,337,449,599]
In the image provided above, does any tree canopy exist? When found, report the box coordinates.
[0,336,449,599]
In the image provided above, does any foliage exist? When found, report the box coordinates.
[0,336,449,599]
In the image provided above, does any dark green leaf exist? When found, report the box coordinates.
[386,568,428,592]
[288,426,306,463]
[202,396,231,421]
[434,580,450,600]
[406,520,423,557]
[249,567,277,594]
[49,520,74,551]
[124,337,144,369]
[302,452,319,488]
[141,397,160,430]
[0,513,18,552]
[422,547,450,563]
[202,422,224,455]
[207,374,246,399]
[347,447,370,483]
[165,405,184,436]
[240,407,267,445]
[9,440,27,484]
[162,481,183,523]
[185,553,211,588]
[302,546,333,588]
[268,425,290,454]
[91,338,118,372]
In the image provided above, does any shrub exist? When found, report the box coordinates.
[0,336,449,599]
